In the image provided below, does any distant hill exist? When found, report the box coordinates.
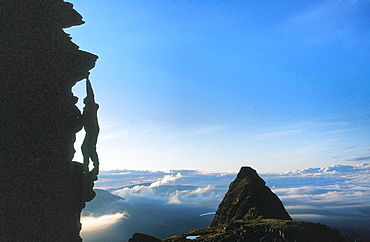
[82,189,124,215]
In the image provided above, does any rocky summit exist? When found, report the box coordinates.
[211,166,291,227]
[164,219,346,242]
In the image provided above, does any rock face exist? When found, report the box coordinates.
[0,1,97,241]
[211,166,291,227]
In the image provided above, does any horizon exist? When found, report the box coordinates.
[80,162,369,174]
[67,0,370,173]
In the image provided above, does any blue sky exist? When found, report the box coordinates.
[67,0,370,173]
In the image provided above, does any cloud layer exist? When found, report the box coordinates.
[109,171,226,208]
[85,163,370,239]
[112,165,367,212]
[261,164,370,229]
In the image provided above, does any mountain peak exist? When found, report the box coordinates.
[211,166,291,227]
[236,166,265,186]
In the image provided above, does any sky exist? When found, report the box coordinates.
[67,0,370,173]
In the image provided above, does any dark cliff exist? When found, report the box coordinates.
[0,0,97,240]
[211,166,291,227]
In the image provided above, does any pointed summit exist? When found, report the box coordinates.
[211,167,291,227]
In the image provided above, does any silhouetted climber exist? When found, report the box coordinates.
[81,75,100,180]
[0,1,98,240]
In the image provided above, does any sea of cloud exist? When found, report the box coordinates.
[82,164,370,238]
[262,164,370,229]
[98,169,233,207]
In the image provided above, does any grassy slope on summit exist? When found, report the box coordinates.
[164,219,345,242]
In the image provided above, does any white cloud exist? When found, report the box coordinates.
[266,164,370,221]
[149,173,182,188]
[165,185,219,206]
[186,125,226,136]
[200,212,216,217]
[104,170,228,207]
[280,0,361,45]
[190,185,215,194]
[81,213,127,234]
[258,130,302,139]
[168,190,182,204]
[296,146,332,155]
[111,173,184,203]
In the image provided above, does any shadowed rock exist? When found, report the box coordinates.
[211,166,291,227]
[129,233,163,242]
[0,1,98,240]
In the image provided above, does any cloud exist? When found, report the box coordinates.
[149,173,182,188]
[81,213,127,234]
[190,185,215,194]
[186,125,226,136]
[200,212,216,217]
[165,185,217,205]
[168,190,182,204]
[105,171,227,208]
[348,156,370,162]
[95,163,370,225]
[296,146,332,155]
[323,128,359,134]
[284,163,370,175]
[280,0,362,45]
[111,173,184,204]
[258,130,302,138]
[264,164,370,224]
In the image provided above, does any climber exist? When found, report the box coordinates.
[81,74,100,180]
